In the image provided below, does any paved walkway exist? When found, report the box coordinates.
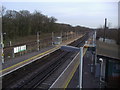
[2,46,55,69]
[67,51,100,88]
[82,51,100,88]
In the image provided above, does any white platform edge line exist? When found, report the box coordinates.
[49,52,79,89]
[1,35,83,77]
[0,48,59,77]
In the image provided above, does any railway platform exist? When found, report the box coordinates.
[0,35,83,77]
[67,51,100,88]
[1,32,95,89]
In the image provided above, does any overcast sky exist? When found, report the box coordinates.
[2,0,119,28]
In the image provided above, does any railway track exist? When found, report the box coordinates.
[19,52,72,88]
[2,32,91,89]
[3,49,64,88]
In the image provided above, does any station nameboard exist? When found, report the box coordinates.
[14,45,26,53]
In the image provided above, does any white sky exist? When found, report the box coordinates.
[1,0,120,2]
[2,0,119,28]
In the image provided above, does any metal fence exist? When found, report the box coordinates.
[3,31,83,61]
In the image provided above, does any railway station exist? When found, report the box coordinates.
[0,1,120,89]
[1,30,119,89]
[0,31,98,88]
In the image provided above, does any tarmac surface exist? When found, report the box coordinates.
[2,46,55,69]
[67,51,100,88]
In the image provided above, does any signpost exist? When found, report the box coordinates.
[14,45,26,54]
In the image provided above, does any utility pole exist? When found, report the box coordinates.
[118,2,120,45]
[52,32,54,46]
[61,32,62,44]
[9,41,12,46]
[67,31,69,40]
[1,33,4,63]
[118,28,120,45]
[94,30,97,66]
[66,32,67,40]
[37,31,40,51]
[103,18,107,42]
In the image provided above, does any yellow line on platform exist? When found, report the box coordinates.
[0,35,87,76]
[0,36,83,75]
[0,46,59,73]
[64,48,88,88]
[63,36,94,88]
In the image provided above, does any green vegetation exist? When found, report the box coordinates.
[2,9,57,38]
[2,7,91,46]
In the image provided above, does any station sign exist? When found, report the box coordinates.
[14,45,26,53]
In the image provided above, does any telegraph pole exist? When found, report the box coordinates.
[37,31,40,51]
[67,31,68,40]
[1,33,4,63]
[103,18,107,42]
[52,32,54,45]
[61,32,62,44]
[118,1,120,45]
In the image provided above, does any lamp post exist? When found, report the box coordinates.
[99,58,104,88]
[79,47,83,88]
[60,45,83,88]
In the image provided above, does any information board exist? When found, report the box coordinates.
[14,45,26,53]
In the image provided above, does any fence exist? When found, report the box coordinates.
[3,31,83,61]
